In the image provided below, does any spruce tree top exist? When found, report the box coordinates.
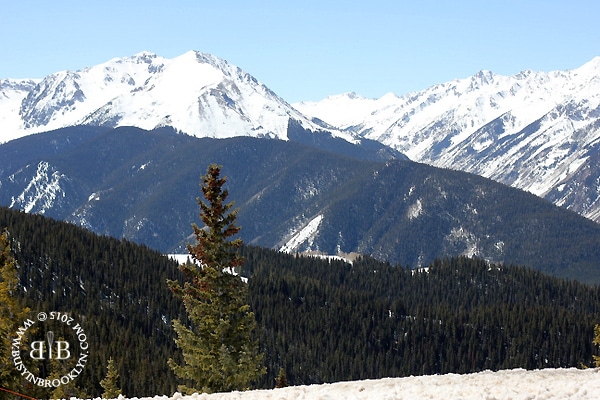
[187,163,243,272]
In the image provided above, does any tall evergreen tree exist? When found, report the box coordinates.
[0,229,31,399]
[167,164,265,394]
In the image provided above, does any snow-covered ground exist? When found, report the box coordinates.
[119,368,600,400]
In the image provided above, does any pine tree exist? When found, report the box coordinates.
[0,229,31,399]
[100,357,122,398]
[167,164,265,394]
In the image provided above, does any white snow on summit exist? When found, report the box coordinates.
[1,51,352,144]
[294,57,600,221]
[294,58,600,163]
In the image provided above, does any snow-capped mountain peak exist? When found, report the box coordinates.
[1,50,345,143]
[293,56,600,222]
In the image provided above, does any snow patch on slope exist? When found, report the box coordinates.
[406,199,423,220]
[8,161,67,214]
[445,226,480,258]
[280,214,323,253]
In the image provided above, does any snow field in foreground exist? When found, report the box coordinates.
[113,367,600,400]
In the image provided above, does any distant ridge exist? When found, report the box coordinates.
[294,57,600,222]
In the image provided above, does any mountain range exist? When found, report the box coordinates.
[0,51,397,160]
[3,52,600,222]
[294,57,600,221]
[2,51,600,282]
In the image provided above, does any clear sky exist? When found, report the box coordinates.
[2,0,599,103]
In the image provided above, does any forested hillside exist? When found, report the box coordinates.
[1,207,184,397]
[4,127,600,283]
[2,207,600,397]
[244,248,600,386]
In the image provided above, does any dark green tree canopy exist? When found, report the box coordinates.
[3,202,600,395]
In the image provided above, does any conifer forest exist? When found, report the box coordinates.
[1,206,600,397]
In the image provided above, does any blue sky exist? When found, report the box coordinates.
[2,0,599,102]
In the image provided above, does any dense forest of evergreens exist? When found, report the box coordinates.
[1,206,600,397]
[244,248,600,386]
[0,207,185,397]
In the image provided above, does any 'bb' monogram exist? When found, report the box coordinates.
[30,331,71,360]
